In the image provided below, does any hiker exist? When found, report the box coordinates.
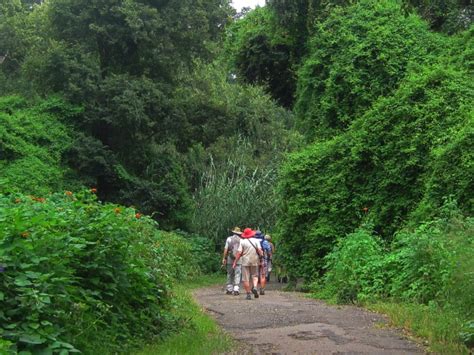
[232,228,263,300]
[255,230,272,294]
[222,227,243,295]
[264,234,275,282]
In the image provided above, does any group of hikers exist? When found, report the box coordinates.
[221,227,275,300]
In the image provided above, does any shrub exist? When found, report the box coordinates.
[0,190,195,353]
[322,225,386,303]
[389,207,474,315]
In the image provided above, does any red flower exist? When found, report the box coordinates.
[90,188,97,193]
[65,191,73,196]
[362,207,369,213]
[21,231,29,238]
[135,213,142,219]
[15,198,21,204]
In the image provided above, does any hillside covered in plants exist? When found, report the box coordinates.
[1,0,473,353]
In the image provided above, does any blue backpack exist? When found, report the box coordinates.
[255,231,272,260]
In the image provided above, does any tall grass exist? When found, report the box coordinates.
[367,302,470,354]
[191,156,279,249]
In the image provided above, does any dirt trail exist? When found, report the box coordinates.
[193,282,423,354]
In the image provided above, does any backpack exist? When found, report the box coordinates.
[228,234,241,259]
[261,239,272,260]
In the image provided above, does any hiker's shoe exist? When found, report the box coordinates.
[226,290,232,295]
[246,293,252,300]
[252,287,259,298]
[233,291,239,296]
[260,289,265,295]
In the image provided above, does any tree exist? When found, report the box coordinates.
[223,7,295,107]
[403,0,473,33]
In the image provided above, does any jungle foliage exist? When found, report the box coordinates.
[1,0,473,352]
[0,0,293,234]
[264,0,473,348]
[0,190,208,353]
[0,96,80,196]
[0,1,295,352]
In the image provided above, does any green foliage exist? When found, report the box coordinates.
[369,302,471,354]
[173,63,296,156]
[0,96,80,195]
[191,154,280,250]
[402,0,473,34]
[175,231,221,274]
[313,207,473,350]
[322,225,386,303]
[279,56,473,279]
[389,206,474,315]
[137,276,233,355]
[295,0,442,139]
[44,0,232,77]
[415,120,474,219]
[222,7,296,107]
[0,190,198,354]
[277,134,357,278]
[174,63,299,248]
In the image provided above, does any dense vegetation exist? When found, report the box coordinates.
[1,0,472,352]
[0,190,213,353]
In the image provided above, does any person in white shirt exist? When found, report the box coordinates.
[232,228,263,300]
[221,227,243,295]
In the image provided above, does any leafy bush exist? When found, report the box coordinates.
[313,206,473,351]
[175,231,221,274]
[0,190,196,354]
[322,225,387,303]
[0,96,81,195]
[277,134,357,279]
[389,207,474,314]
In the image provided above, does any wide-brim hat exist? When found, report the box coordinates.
[232,227,242,235]
[241,228,256,239]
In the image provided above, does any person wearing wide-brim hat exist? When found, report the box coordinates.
[232,228,263,300]
[222,227,243,295]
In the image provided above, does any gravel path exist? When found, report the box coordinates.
[193,282,423,354]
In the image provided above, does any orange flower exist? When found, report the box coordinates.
[90,188,97,193]
[362,207,369,213]
[135,213,142,219]
[35,197,46,203]
[65,191,73,196]
[114,208,121,214]
[15,198,21,204]
[21,231,29,238]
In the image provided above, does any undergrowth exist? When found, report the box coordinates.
[135,274,233,355]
